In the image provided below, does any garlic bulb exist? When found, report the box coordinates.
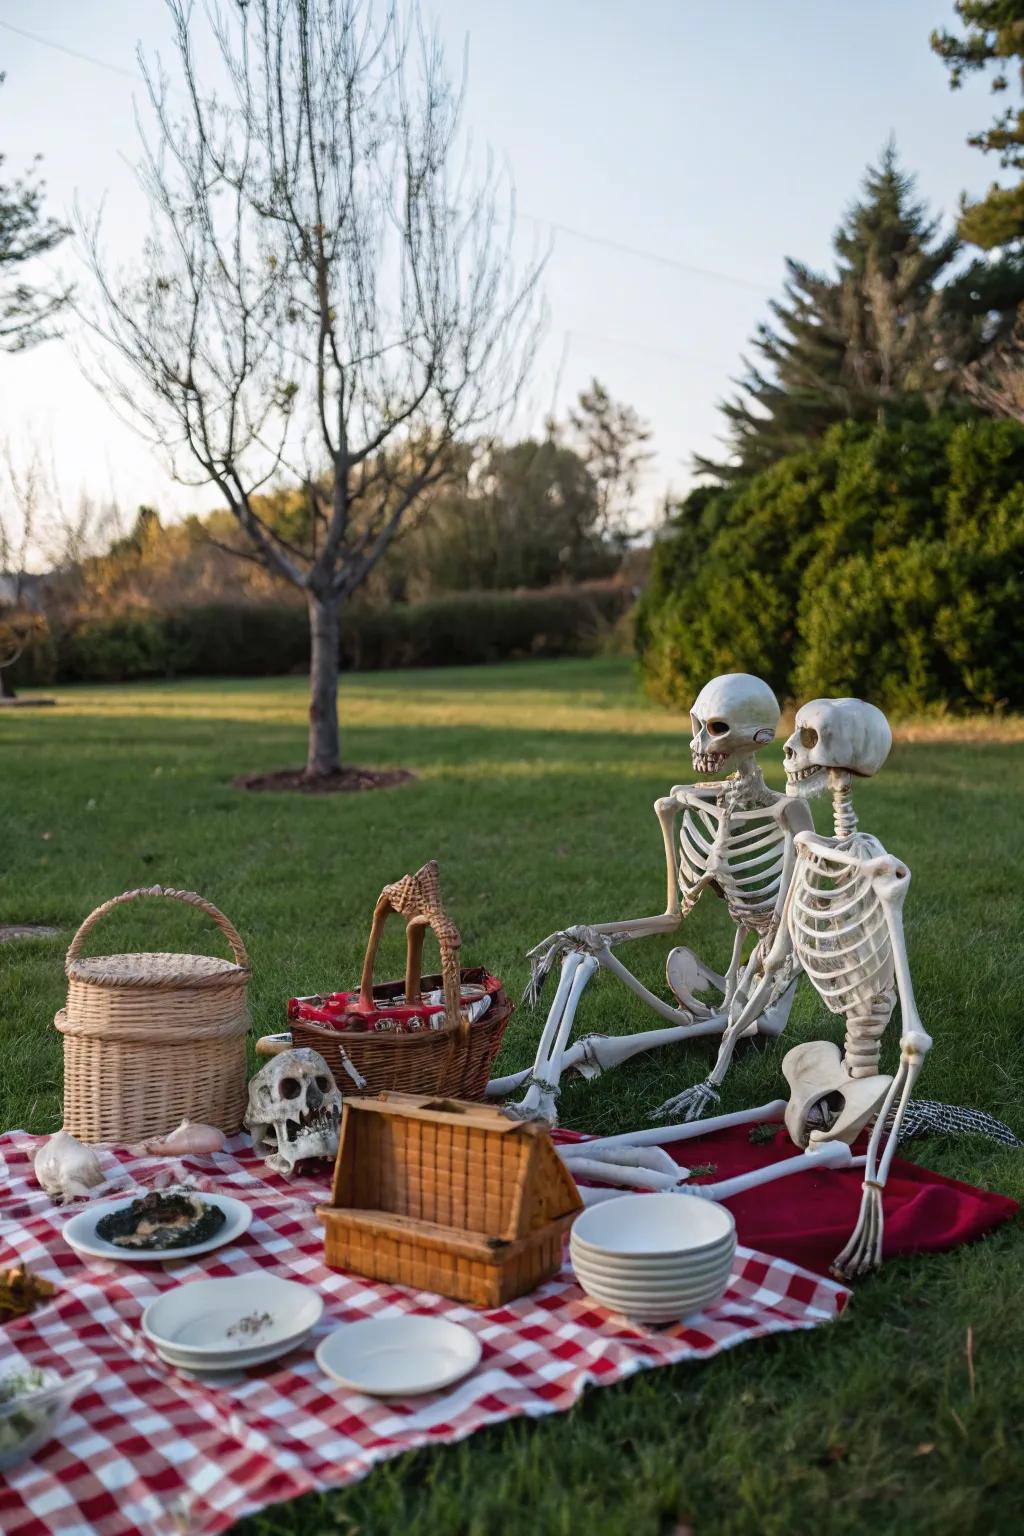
[34,1130,104,1204]
[130,1119,226,1156]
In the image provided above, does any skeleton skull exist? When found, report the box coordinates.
[689,673,780,775]
[244,1048,343,1176]
[784,698,892,799]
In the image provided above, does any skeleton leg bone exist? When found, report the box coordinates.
[494,941,732,1120]
[574,1139,866,1206]
[502,951,600,1122]
[832,1040,926,1279]
[558,1143,684,1177]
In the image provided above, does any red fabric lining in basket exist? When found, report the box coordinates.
[555,1122,1018,1277]
[289,971,505,1032]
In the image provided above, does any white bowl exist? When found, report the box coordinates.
[0,1366,96,1472]
[569,1237,735,1279]
[317,1316,482,1397]
[572,1258,733,1301]
[577,1268,732,1322]
[574,1279,731,1313]
[571,1194,735,1260]
[143,1274,322,1362]
[579,1290,725,1324]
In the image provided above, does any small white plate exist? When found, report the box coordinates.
[316,1316,482,1397]
[143,1274,322,1361]
[63,1193,252,1264]
[154,1327,316,1374]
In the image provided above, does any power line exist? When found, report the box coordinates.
[526,215,773,296]
[3,16,777,302]
[0,18,139,83]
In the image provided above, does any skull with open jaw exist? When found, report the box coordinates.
[783,698,892,800]
[688,673,780,776]
[244,1048,343,1176]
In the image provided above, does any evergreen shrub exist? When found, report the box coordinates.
[636,417,1024,712]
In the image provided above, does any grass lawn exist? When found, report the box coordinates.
[2,656,1023,1536]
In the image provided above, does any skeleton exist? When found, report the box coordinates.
[651,697,896,1121]
[572,697,1018,1278]
[245,1048,344,1176]
[487,674,813,1122]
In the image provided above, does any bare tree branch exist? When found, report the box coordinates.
[79,0,545,774]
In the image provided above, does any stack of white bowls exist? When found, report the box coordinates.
[570,1193,736,1323]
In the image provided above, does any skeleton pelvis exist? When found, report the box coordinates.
[665,946,721,1015]
[782,1040,892,1148]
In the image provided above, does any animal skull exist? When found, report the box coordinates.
[689,673,780,774]
[784,698,892,799]
[244,1048,343,1176]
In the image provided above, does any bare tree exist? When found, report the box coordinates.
[0,444,48,699]
[82,0,543,777]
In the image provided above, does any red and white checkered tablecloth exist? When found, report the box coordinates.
[0,1132,849,1536]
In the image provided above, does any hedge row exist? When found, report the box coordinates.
[8,585,631,686]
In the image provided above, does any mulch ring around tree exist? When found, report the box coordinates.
[233,766,417,795]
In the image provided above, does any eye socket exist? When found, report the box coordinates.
[799,727,819,749]
[315,1075,332,1093]
[279,1076,301,1099]
[707,719,729,736]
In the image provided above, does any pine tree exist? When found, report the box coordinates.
[0,77,70,352]
[932,1,1024,249]
[698,146,968,480]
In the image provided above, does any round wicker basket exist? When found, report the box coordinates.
[55,886,250,1144]
[271,861,513,1099]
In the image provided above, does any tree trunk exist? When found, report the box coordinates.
[306,590,342,777]
[0,667,17,701]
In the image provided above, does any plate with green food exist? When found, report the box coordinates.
[62,1188,252,1263]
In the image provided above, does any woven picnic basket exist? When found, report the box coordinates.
[54,885,251,1144]
[288,861,512,1099]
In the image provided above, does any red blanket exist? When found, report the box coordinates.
[557,1123,1018,1276]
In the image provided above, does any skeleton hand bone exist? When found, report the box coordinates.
[526,925,612,962]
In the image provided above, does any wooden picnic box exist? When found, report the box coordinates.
[319,1092,583,1307]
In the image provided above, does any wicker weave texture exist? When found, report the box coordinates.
[321,1093,582,1307]
[291,969,512,1099]
[57,886,251,1143]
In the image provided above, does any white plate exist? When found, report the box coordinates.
[316,1316,482,1397]
[143,1274,322,1358]
[154,1327,316,1373]
[571,1195,735,1260]
[63,1192,252,1263]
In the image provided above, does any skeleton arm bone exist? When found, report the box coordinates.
[832,857,932,1278]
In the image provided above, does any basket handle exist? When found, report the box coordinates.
[65,886,250,975]
[358,860,464,1033]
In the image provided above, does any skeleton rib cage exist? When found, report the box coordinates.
[788,833,897,1078]
[678,798,787,933]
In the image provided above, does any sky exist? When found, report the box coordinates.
[0,0,1000,542]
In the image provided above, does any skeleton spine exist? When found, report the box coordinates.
[842,993,893,1078]
[832,784,858,839]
